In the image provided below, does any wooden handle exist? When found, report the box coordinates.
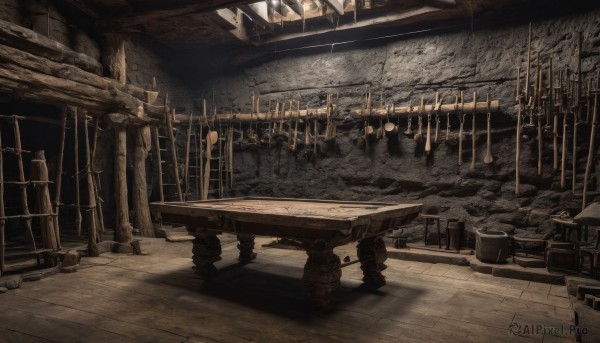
[561,113,567,189]
[515,106,521,194]
[572,118,577,193]
[470,92,477,170]
[458,116,464,166]
[583,90,598,209]
[537,113,543,176]
[484,113,493,164]
[553,113,558,170]
[425,115,431,154]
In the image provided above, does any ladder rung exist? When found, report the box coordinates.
[3,181,29,185]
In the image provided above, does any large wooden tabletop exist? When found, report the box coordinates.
[151,197,422,241]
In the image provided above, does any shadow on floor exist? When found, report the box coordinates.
[143,259,427,322]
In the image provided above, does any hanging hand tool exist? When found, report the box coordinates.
[524,23,532,111]
[434,92,442,144]
[484,94,494,164]
[550,58,559,171]
[560,70,568,190]
[582,72,599,210]
[470,91,477,170]
[404,100,413,136]
[445,95,458,147]
[536,51,543,176]
[425,104,432,155]
[573,32,583,194]
[313,112,318,156]
[522,23,536,134]
[458,91,465,166]
[414,97,424,143]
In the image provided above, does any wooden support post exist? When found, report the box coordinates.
[132,125,153,237]
[12,117,36,251]
[84,118,99,256]
[114,123,133,243]
[30,151,59,250]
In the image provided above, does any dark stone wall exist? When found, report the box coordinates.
[193,8,600,242]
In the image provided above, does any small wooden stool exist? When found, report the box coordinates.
[422,213,442,248]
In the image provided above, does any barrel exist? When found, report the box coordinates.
[475,229,509,263]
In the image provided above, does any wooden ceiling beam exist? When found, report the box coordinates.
[239,2,274,28]
[324,0,345,15]
[283,0,304,16]
[253,6,442,45]
[107,0,257,28]
[210,8,251,43]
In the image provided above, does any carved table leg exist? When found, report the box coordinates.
[190,229,222,279]
[357,236,388,289]
[237,234,257,263]
[303,242,342,311]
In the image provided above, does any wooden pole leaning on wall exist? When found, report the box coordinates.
[53,107,67,249]
[84,117,99,256]
[0,127,5,275]
[10,116,37,251]
[90,117,105,235]
[30,151,59,251]
[73,108,82,236]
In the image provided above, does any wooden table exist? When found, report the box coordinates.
[150,197,422,310]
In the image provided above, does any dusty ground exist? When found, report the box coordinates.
[0,236,575,342]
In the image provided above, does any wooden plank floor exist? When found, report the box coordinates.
[0,236,575,342]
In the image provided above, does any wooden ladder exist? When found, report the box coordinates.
[185,119,203,200]
[152,109,183,202]
[0,115,59,275]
